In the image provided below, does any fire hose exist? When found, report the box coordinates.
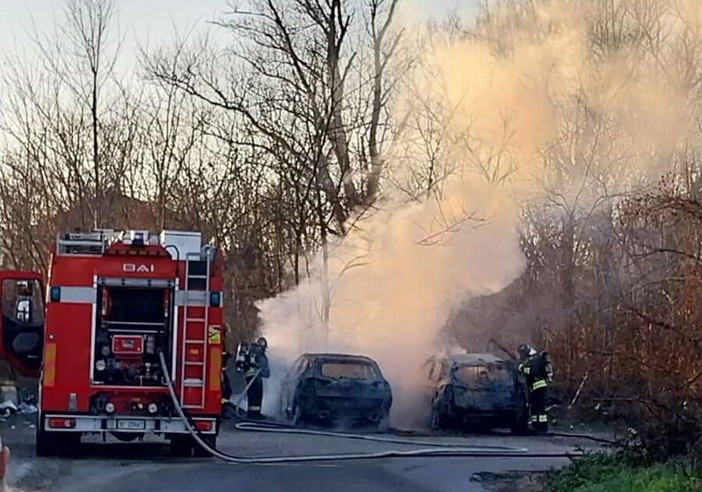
[228,377,529,449]
[159,352,586,462]
[227,370,614,446]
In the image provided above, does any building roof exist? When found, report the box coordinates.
[51,187,180,232]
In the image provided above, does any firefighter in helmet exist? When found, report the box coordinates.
[221,325,233,406]
[245,337,270,420]
[517,342,553,435]
[14,281,33,323]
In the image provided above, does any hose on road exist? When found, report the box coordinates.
[233,421,528,450]
[227,389,615,447]
[159,352,585,463]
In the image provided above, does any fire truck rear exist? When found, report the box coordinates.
[37,229,224,457]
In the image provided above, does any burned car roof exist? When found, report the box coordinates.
[428,353,508,366]
[301,353,379,363]
[448,353,506,364]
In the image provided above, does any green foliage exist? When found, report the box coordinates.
[547,453,702,492]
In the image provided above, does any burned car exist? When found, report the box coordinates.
[279,353,392,427]
[422,353,528,434]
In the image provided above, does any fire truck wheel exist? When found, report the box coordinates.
[169,435,193,457]
[35,428,57,457]
[55,434,81,456]
[36,429,80,457]
[192,435,216,458]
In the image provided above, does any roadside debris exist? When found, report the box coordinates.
[0,395,38,419]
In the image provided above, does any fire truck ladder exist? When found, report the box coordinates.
[179,247,212,410]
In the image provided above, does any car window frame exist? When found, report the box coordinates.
[295,357,310,377]
[319,360,379,380]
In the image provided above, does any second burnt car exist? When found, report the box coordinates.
[422,353,529,434]
[279,353,392,428]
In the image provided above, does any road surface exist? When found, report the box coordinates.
[1,414,606,492]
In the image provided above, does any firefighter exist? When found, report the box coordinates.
[517,342,553,435]
[221,325,233,405]
[15,281,32,323]
[221,350,233,405]
[245,337,270,420]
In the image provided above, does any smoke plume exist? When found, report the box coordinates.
[256,0,702,427]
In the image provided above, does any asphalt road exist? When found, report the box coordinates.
[1,414,606,492]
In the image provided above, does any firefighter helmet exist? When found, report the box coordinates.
[17,281,31,296]
[517,343,535,360]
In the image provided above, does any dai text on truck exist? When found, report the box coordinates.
[37,229,225,457]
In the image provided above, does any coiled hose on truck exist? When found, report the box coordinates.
[159,352,585,462]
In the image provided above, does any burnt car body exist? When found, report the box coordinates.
[279,353,392,427]
[422,353,529,434]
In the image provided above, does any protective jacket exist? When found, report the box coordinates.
[518,351,553,391]
[244,346,270,379]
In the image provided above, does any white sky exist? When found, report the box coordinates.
[0,0,480,66]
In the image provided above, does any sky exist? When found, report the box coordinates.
[0,0,480,66]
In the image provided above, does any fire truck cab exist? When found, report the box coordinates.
[37,229,224,457]
[0,270,45,378]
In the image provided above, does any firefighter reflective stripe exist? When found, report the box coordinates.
[538,415,548,422]
[530,415,537,423]
[532,379,547,390]
[55,287,96,304]
[249,406,261,411]
[209,347,221,392]
[519,364,530,374]
[44,343,57,387]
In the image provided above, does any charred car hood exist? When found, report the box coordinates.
[309,377,391,400]
[450,380,516,410]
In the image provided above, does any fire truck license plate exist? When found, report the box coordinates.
[117,420,145,430]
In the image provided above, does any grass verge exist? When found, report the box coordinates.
[546,453,702,492]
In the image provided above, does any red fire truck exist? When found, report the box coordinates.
[36,229,224,457]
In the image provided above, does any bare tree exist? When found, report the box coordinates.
[64,0,119,223]
[145,0,403,230]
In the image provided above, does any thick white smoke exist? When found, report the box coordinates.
[258,177,527,425]
[256,0,702,426]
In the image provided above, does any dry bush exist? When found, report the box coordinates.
[543,171,702,458]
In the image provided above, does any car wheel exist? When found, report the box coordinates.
[511,400,530,435]
[376,411,391,432]
[280,396,289,420]
[430,404,445,431]
[291,403,304,427]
